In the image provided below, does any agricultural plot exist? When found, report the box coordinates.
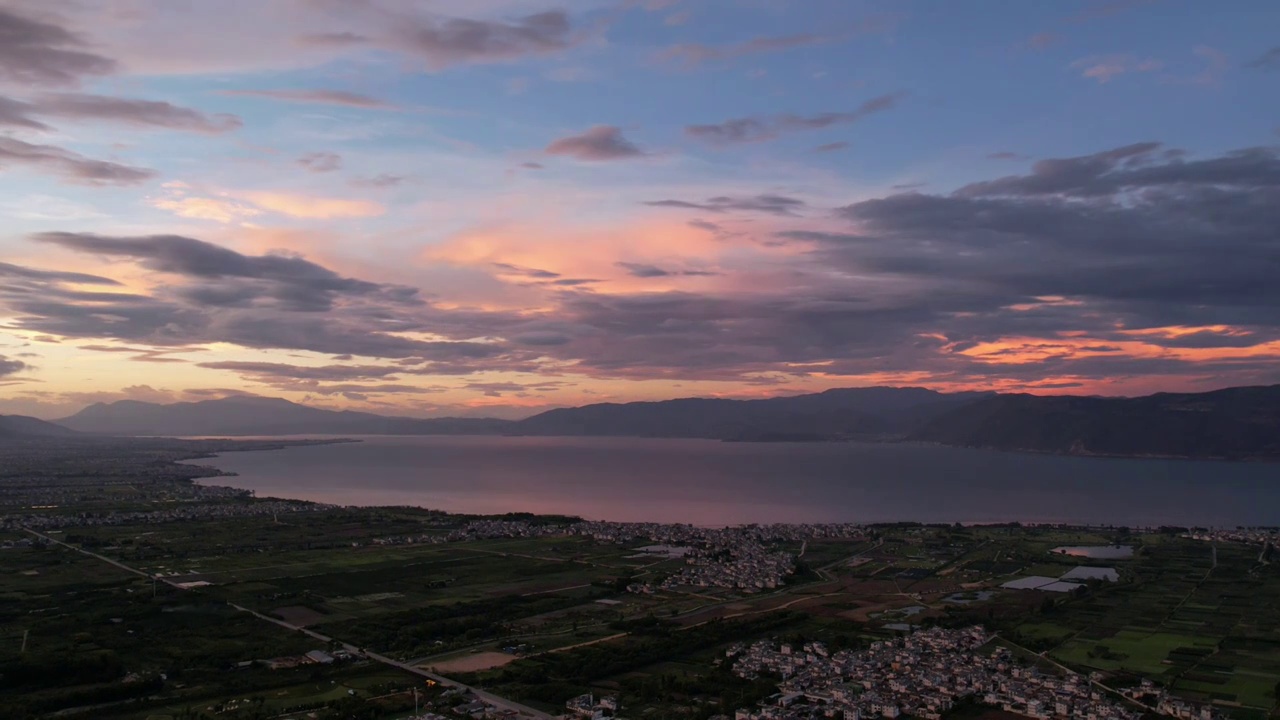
[1012,536,1280,716]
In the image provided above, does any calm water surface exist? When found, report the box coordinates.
[194,436,1279,526]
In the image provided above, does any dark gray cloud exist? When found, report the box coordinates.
[196,361,408,381]
[0,137,155,185]
[644,194,806,216]
[0,355,26,377]
[816,143,1280,335]
[987,151,1028,161]
[0,261,120,286]
[1244,46,1280,69]
[955,142,1279,198]
[0,96,50,130]
[545,125,644,161]
[0,7,116,87]
[814,142,849,153]
[492,262,560,280]
[2,93,238,133]
[298,151,343,173]
[685,94,901,144]
[219,88,395,108]
[391,10,576,69]
[510,330,572,346]
[33,232,417,312]
[616,262,717,278]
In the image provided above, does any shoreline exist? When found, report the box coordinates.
[183,438,1280,529]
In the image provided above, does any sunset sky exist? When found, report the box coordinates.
[1,0,1278,419]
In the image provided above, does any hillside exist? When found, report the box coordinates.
[0,415,77,438]
[57,396,513,437]
[511,387,991,439]
[910,385,1280,460]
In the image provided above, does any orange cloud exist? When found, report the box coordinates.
[237,191,384,219]
[149,182,385,223]
[423,215,793,298]
[152,195,264,223]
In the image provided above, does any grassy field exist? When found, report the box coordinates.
[1005,535,1280,717]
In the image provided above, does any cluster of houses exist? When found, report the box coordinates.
[635,537,797,593]
[255,647,353,670]
[1122,680,1220,720]
[570,521,866,547]
[1183,527,1277,547]
[565,693,621,719]
[728,627,1149,720]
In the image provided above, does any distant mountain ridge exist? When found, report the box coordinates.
[512,387,991,439]
[910,385,1280,460]
[57,396,510,437]
[41,384,1280,460]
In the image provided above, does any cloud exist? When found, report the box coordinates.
[351,173,408,188]
[2,232,532,369]
[0,355,27,377]
[0,137,156,185]
[1185,45,1228,85]
[0,7,117,87]
[1070,54,1162,83]
[390,10,578,70]
[298,152,343,173]
[150,185,383,222]
[685,94,901,144]
[644,194,806,216]
[297,31,371,47]
[492,262,560,280]
[1023,32,1057,50]
[8,142,1280,394]
[196,361,409,381]
[659,32,838,67]
[616,262,717,278]
[25,93,241,133]
[0,261,121,286]
[234,191,383,219]
[219,88,395,108]
[1246,46,1280,70]
[0,97,51,130]
[150,194,264,223]
[988,151,1028,161]
[814,142,849,153]
[520,162,545,170]
[545,125,645,161]
[33,232,411,312]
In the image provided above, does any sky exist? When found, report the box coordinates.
[0,0,1278,420]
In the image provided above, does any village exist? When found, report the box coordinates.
[727,626,1222,720]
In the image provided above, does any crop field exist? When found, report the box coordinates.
[1008,536,1280,717]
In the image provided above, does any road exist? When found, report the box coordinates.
[230,603,552,719]
[24,527,552,720]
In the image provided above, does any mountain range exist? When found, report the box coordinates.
[910,385,1280,460]
[0,384,1274,460]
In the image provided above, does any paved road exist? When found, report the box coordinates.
[24,527,552,720]
[230,603,552,719]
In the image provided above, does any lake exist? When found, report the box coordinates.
[193,436,1280,527]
